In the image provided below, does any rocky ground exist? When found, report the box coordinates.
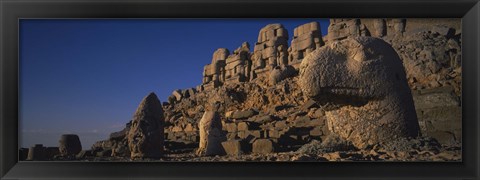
[68,138,462,162]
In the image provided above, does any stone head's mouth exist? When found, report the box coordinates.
[310,87,371,111]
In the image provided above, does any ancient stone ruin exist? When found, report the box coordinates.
[202,48,229,90]
[288,21,324,69]
[224,42,252,85]
[75,19,461,161]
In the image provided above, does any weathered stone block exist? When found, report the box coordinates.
[309,119,325,127]
[249,130,262,138]
[294,116,311,127]
[237,121,260,131]
[252,139,274,154]
[310,126,323,136]
[274,120,287,130]
[221,140,243,156]
[237,130,248,139]
[225,123,237,133]
[231,109,258,119]
[268,130,281,138]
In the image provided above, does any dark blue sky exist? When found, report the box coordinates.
[19,19,329,149]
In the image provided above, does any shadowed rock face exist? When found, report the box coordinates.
[299,36,420,149]
[127,92,165,159]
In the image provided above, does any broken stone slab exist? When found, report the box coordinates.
[294,116,311,127]
[230,109,259,119]
[252,115,275,123]
[301,99,319,110]
[221,140,243,156]
[237,121,261,131]
[252,139,274,154]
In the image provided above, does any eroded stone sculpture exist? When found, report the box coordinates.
[299,36,420,149]
[288,21,324,69]
[127,92,165,159]
[196,110,226,156]
[224,42,252,84]
[251,24,289,80]
[203,48,229,90]
[327,19,370,42]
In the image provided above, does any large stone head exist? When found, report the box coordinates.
[127,92,165,159]
[299,37,420,148]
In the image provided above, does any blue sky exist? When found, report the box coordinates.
[19,19,329,149]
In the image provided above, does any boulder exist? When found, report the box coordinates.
[299,37,420,149]
[221,140,243,156]
[252,139,274,154]
[127,92,165,159]
[59,134,82,156]
[196,111,227,156]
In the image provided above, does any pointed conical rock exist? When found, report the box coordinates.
[127,92,165,159]
[196,111,226,156]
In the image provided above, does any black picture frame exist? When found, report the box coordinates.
[1,0,479,179]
